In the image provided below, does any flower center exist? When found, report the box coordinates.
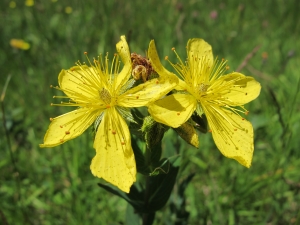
[199,83,210,93]
[99,88,112,105]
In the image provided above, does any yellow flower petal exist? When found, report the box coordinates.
[148,40,178,80]
[115,36,132,90]
[10,39,30,50]
[219,72,261,106]
[204,104,254,168]
[90,108,136,193]
[118,75,178,108]
[58,66,102,102]
[175,79,189,91]
[40,108,100,147]
[148,93,197,128]
[187,38,213,73]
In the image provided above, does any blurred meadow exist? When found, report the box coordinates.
[1,0,300,224]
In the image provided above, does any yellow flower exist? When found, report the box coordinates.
[148,39,261,168]
[40,36,178,192]
[25,0,34,7]
[65,6,72,14]
[10,39,30,50]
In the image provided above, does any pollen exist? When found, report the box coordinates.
[165,56,169,60]
[177,112,180,115]
[172,47,175,51]
[65,131,70,135]
[112,131,116,135]
[245,111,249,115]
[84,51,88,55]
[50,118,54,121]
[99,88,112,105]
[199,83,210,93]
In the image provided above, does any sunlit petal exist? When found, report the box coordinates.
[58,66,102,103]
[148,40,178,80]
[217,72,261,106]
[148,94,197,128]
[187,38,213,75]
[40,107,101,147]
[118,75,178,108]
[204,104,254,168]
[90,108,136,193]
[115,36,132,90]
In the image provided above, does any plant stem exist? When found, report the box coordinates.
[142,176,155,225]
[1,74,32,225]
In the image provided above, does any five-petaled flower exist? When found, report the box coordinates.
[147,39,261,168]
[40,36,178,192]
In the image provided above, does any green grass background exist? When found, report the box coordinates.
[1,0,300,224]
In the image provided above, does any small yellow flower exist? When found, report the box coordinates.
[25,0,34,7]
[10,39,30,50]
[65,6,72,14]
[148,39,261,168]
[9,1,16,8]
[40,36,178,192]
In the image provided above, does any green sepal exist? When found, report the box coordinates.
[191,113,208,133]
[142,116,167,148]
[174,121,199,147]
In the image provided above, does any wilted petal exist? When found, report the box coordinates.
[174,122,199,147]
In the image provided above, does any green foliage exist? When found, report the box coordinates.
[1,0,300,224]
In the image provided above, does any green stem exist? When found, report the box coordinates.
[1,74,32,225]
[142,176,155,225]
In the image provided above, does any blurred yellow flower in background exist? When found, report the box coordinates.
[148,39,261,168]
[65,6,72,14]
[9,1,16,8]
[25,0,34,7]
[10,39,30,50]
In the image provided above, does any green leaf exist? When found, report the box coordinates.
[125,203,141,225]
[98,156,180,214]
[146,159,180,212]
[131,136,149,175]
